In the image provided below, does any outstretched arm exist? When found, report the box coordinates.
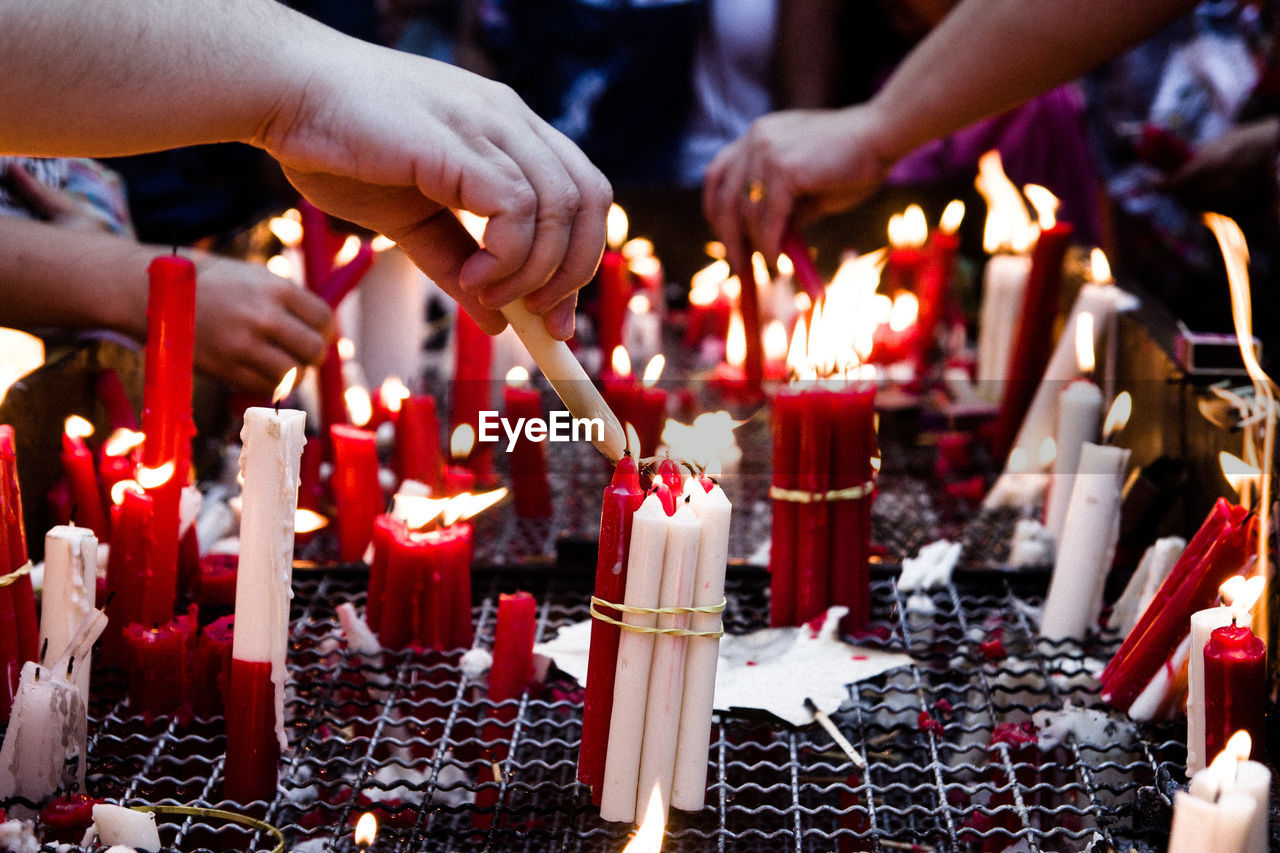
[0,0,611,340]
[704,0,1196,273]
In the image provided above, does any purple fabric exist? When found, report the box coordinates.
[887,84,1101,244]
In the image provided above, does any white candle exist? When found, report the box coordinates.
[671,481,732,812]
[500,301,626,462]
[1187,606,1235,774]
[1168,790,1255,852]
[91,804,162,852]
[1044,378,1102,543]
[600,493,670,823]
[1183,744,1271,853]
[233,406,306,751]
[358,247,426,387]
[41,525,97,699]
[1108,536,1185,636]
[636,499,701,820]
[976,253,1031,401]
[1039,442,1130,640]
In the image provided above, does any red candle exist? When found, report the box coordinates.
[445,523,474,649]
[365,513,402,636]
[39,793,101,844]
[396,395,445,494]
[914,229,960,369]
[990,221,1073,462]
[631,383,667,464]
[795,382,835,625]
[578,454,644,798]
[317,241,375,308]
[0,429,32,722]
[828,381,877,632]
[299,203,349,452]
[1202,620,1266,761]
[96,368,138,432]
[657,456,685,496]
[102,487,154,665]
[489,591,537,705]
[769,386,804,627]
[98,429,143,509]
[330,424,382,564]
[195,552,238,610]
[223,657,277,802]
[737,264,764,390]
[780,230,825,301]
[60,422,107,536]
[297,438,325,512]
[502,377,551,519]
[140,254,196,626]
[1101,499,1254,711]
[600,346,638,436]
[883,246,924,297]
[123,606,197,716]
[451,309,495,485]
[193,614,234,717]
[599,248,629,368]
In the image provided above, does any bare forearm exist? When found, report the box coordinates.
[0,0,332,157]
[0,218,152,337]
[865,0,1197,162]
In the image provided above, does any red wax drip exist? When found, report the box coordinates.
[578,455,644,798]
[1202,621,1266,761]
[223,657,279,803]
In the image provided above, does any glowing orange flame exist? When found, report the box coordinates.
[136,461,176,490]
[1023,184,1059,231]
[887,292,919,333]
[64,415,94,440]
[1220,451,1261,497]
[622,237,653,260]
[273,367,298,405]
[786,314,808,374]
[725,309,746,370]
[295,508,329,534]
[626,423,641,458]
[505,366,530,388]
[1089,248,1113,284]
[1075,312,1095,376]
[607,204,628,251]
[103,428,145,458]
[379,376,411,413]
[776,252,794,277]
[335,235,362,267]
[611,345,632,378]
[1038,437,1057,469]
[266,255,295,279]
[268,215,303,248]
[888,204,928,249]
[629,293,651,315]
[393,493,448,529]
[456,210,488,244]
[939,200,965,235]
[623,783,666,853]
[345,385,373,427]
[975,150,1035,254]
[704,241,726,260]
[763,321,788,363]
[354,811,377,847]
[371,234,396,252]
[642,355,665,387]
[1103,392,1132,441]
[450,424,475,460]
[442,487,508,526]
[110,479,142,505]
[1225,730,1253,761]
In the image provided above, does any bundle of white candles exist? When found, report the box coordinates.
[599,478,732,824]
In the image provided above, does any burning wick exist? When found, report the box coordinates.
[353,812,376,850]
[273,367,298,413]
[803,697,866,770]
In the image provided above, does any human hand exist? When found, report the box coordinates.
[703,104,895,275]
[3,161,115,233]
[1164,117,1280,213]
[190,254,335,395]
[254,39,611,341]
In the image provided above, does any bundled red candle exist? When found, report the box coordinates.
[0,425,37,720]
[60,416,107,537]
[102,485,154,665]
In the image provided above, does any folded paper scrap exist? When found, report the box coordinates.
[536,606,911,726]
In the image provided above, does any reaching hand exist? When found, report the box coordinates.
[3,161,116,234]
[1164,117,1280,214]
[702,104,896,275]
[190,254,335,395]
[255,40,612,341]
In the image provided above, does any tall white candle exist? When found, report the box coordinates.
[599,493,670,823]
[1044,379,1102,543]
[1183,746,1271,853]
[359,247,426,387]
[1186,606,1235,774]
[233,407,306,751]
[1039,442,1130,640]
[976,254,1031,401]
[636,499,701,820]
[671,481,732,812]
[41,525,97,699]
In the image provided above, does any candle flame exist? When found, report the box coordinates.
[0,328,44,406]
[623,783,666,853]
[939,200,965,235]
[1038,436,1057,469]
[776,252,794,277]
[1075,312,1096,375]
[806,300,825,372]
[354,812,377,847]
[725,308,746,369]
[751,252,771,289]
[103,428,145,458]
[1103,392,1132,441]
[345,385,373,427]
[793,291,811,314]
[1225,730,1253,761]
[606,204,628,250]
[443,487,508,526]
[371,234,396,252]
[763,321,788,363]
[336,337,356,362]
[629,253,661,280]
[1220,451,1261,497]
[136,461,176,490]
[626,422,641,458]
[628,293,651,315]
[888,204,928,249]
[335,235,362,267]
[622,237,654,260]
[660,411,742,470]
[1220,574,1265,617]
[110,479,142,505]
[451,424,475,460]
[266,255,295,279]
[786,314,809,374]
[505,366,530,388]
[975,150,1036,254]
[268,215,303,248]
[456,210,488,244]
[722,275,741,301]
[642,354,665,387]
[379,376,411,413]
[1023,184,1059,231]
[1089,248,1112,283]
[273,367,299,405]
[705,241,726,260]
[64,415,94,440]
[1007,447,1029,474]
[887,292,919,333]
[393,493,448,529]
[611,345,633,378]
[295,508,329,534]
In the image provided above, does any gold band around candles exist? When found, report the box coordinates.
[768,479,876,504]
[129,805,285,853]
[0,560,33,588]
[589,596,727,638]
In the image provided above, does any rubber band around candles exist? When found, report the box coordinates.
[129,805,285,853]
[768,479,875,504]
[0,560,33,588]
[589,596,727,638]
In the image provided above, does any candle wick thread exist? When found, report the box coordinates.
[66,655,74,677]
[103,590,116,609]
[39,637,48,664]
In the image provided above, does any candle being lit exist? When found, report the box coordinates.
[1171,730,1271,853]
[354,812,377,849]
